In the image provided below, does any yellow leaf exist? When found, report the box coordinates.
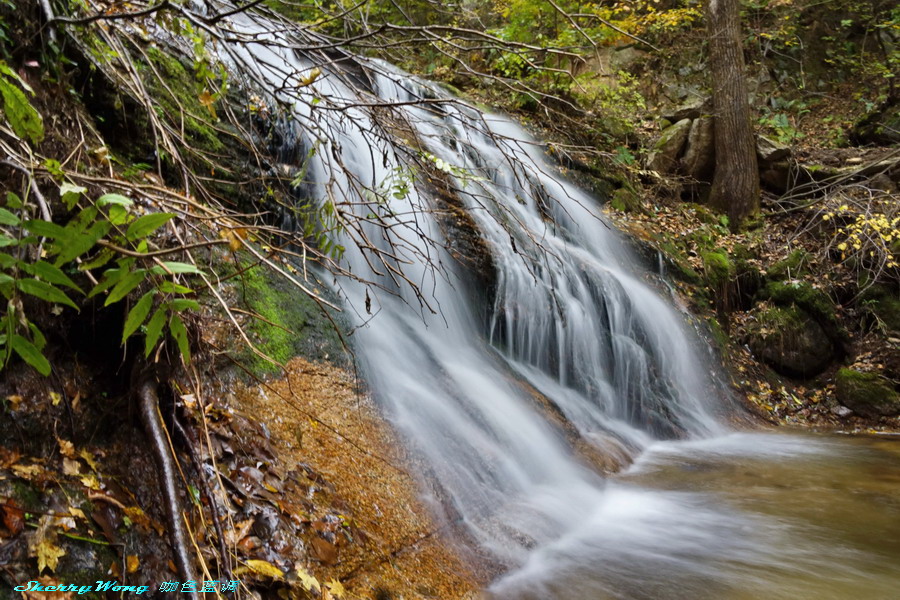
[327,579,345,598]
[36,538,65,573]
[244,559,283,579]
[6,394,22,410]
[62,458,81,476]
[69,507,86,520]
[298,67,322,87]
[199,89,217,119]
[80,474,101,490]
[295,565,320,592]
[50,391,62,406]
[78,449,99,472]
[126,555,140,573]
[12,464,43,478]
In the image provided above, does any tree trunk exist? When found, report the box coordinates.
[706,0,759,229]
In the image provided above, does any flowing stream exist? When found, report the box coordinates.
[202,7,900,597]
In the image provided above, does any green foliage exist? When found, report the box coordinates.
[0,182,204,375]
[0,60,43,144]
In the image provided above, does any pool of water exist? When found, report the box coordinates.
[489,431,900,600]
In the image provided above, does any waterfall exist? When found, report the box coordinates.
[205,1,732,566]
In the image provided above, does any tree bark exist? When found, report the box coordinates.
[706,0,759,229]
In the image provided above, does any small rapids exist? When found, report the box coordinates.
[193,5,900,597]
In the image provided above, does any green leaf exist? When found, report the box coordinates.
[17,278,79,310]
[104,269,146,306]
[96,193,133,208]
[27,261,82,292]
[88,267,127,298]
[157,281,193,294]
[0,207,19,226]
[11,334,50,375]
[168,313,191,363]
[59,183,87,211]
[169,298,200,312]
[149,261,202,275]
[0,67,44,144]
[6,192,22,209]
[122,290,155,344]
[78,248,115,272]
[144,307,166,358]
[54,221,110,266]
[108,204,130,226]
[126,213,174,241]
[23,219,69,240]
[0,234,17,248]
[0,252,15,269]
[28,322,46,351]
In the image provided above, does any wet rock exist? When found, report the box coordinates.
[647,118,692,174]
[835,368,900,417]
[831,405,854,418]
[682,116,715,182]
[747,305,834,377]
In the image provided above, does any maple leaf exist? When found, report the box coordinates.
[294,565,320,592]
[326,579,345,598]
[35,537,65,573]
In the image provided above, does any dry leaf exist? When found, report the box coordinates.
[78,449,98,472]
[326,579,345,598]
[295,565,320,592]
[35,537,65,573]
[297,67,322,87]
[2,498,25,534]
[13,464,43,479]
[21,576,74,599]
[68,507,86,520]
[244,559,283,579]
[62,458,81,476]
[6,394,22,411]
[57,438,76,459]
[126,554,140,573]
[199,90,217,119]
[80,474,101,490]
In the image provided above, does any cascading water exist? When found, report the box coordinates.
[200,6,900,598]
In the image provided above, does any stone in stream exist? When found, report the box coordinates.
[835,368,900,418]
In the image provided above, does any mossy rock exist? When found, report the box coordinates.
[747,305,834,377]
[232,259,351,377]
[860,285,900,333]
[701,250,733,288]
[767,249,812,281]
[758,281,844,344]
[610,187,641,212]
[835,368,900,417]
[657,241,704,286]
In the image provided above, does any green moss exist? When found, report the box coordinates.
[658,241,703,286]
[234,259,350,377]
[835,368,900,417]
[705,316,730,352]
[760,281,838,330]
[767,249,811,281]
[701,250,733,287]
[610,187,640,212]
[860,285,900,332]
[143,47,224,155]
[11,479,41,510]
[748,304,835,376]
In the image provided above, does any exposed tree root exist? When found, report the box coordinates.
[137,375,199,600]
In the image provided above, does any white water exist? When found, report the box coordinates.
[196,7,900,598]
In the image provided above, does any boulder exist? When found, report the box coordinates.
[835,368,900,417]
[682,116,715,181]
[748,305,835,377]
[647,118,692,174]
[756,135,791,164]
[662,98,710,123]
